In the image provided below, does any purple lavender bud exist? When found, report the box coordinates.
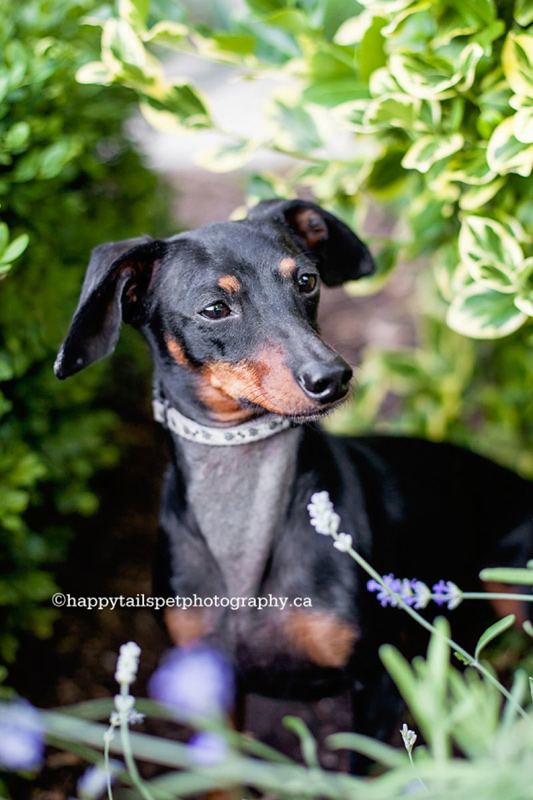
[432,580,449,606]
[368,575,432,610]
[148,647,235,717]
[432,580,462,610]
[0,701,45,771]
[188,732,229,766]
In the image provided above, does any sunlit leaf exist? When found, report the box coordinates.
[447,285,526,339]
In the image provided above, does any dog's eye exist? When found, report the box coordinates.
[199,302,231,320]
[297,274,318,294]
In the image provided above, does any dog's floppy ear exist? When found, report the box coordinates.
[247,199,374,286]
[54,237,166,380]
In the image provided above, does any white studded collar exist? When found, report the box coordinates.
[153,394,293,446]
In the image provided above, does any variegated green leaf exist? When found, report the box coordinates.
[266,99,323,152]
[459,215,523,280]
[139,82,212,132]
[195,140,258,173]
[515,0,533,27]
[514,257,533,315]
[502,32,533,99]
[391,44,482,100]
[447,148,495,185]
[513,105,533,143]
[142,21,188,47]
[458,177,505,211]
[76,60,112,85]
[118,0,149,29]
[365,94,420,130]
[102,18,162,82]
[487,115,533,176]
[447,285,526,339]
[402,133,463,173]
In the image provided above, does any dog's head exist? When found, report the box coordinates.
[55,199,374,423]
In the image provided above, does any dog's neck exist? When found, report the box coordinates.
[154,378,302,597]
[153,390,293,446]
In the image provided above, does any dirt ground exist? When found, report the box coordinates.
[10,171,415,798]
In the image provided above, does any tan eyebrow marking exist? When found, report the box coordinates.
[218,275,241,294]
[165,336,190,367]
[279,257,296,278]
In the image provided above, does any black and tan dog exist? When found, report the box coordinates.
[55,198,533,768]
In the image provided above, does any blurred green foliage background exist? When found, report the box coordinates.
[79,0,533,473]
[0,0,171,664]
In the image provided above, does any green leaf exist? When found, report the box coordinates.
[515,0,533,27]
[119,0,149,29]
[459,215,524,287]
[447,147,495,185]
[142,21,188,47]
[0,233,29,266]
[76,61,112,85]
[391,44,483,100]
[283,716,319,768]
[475,614,515,660]
[480,567,533,585]
[513,105,533,143]
[487,115,533,176]
[266,99,323,152]
[3,121,30,151]
[402,133,464,173]
[102,18,161,82]
[303,78,369,107]
[502,32,533,98]
[447,285,527,339]
[326,733,406,767]
[140,81,212,132]
[195,140,258,173]
[459,177,505,211]
[0,223,9,254]
[38,140,81,180]
[358,16,386,80]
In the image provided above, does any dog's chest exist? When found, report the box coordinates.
[178,427,302,596]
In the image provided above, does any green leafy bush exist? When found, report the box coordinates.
[0,0,170,662]
[80,0,533,471]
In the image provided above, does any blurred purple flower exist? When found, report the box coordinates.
[432,580,463,609]
[78,761,121,799]
[188,732,229,766]
[148,647,234,717]
[0,701,45,771]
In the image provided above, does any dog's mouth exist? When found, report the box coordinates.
[284,388,353,423]
[243,382,353,424]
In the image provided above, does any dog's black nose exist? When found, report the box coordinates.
[299,360,353,403]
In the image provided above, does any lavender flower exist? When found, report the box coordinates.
[307,492,341,536]
[367,574,463,610]
[115,641,141,685]
[367,574,404,607]
[188,732,229,766]
[109,693,145,727]
[400,723,417,755]
[0,701,45,771]
[432,580,463,610]
[333,532,353,552]
[148,647,234,717]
